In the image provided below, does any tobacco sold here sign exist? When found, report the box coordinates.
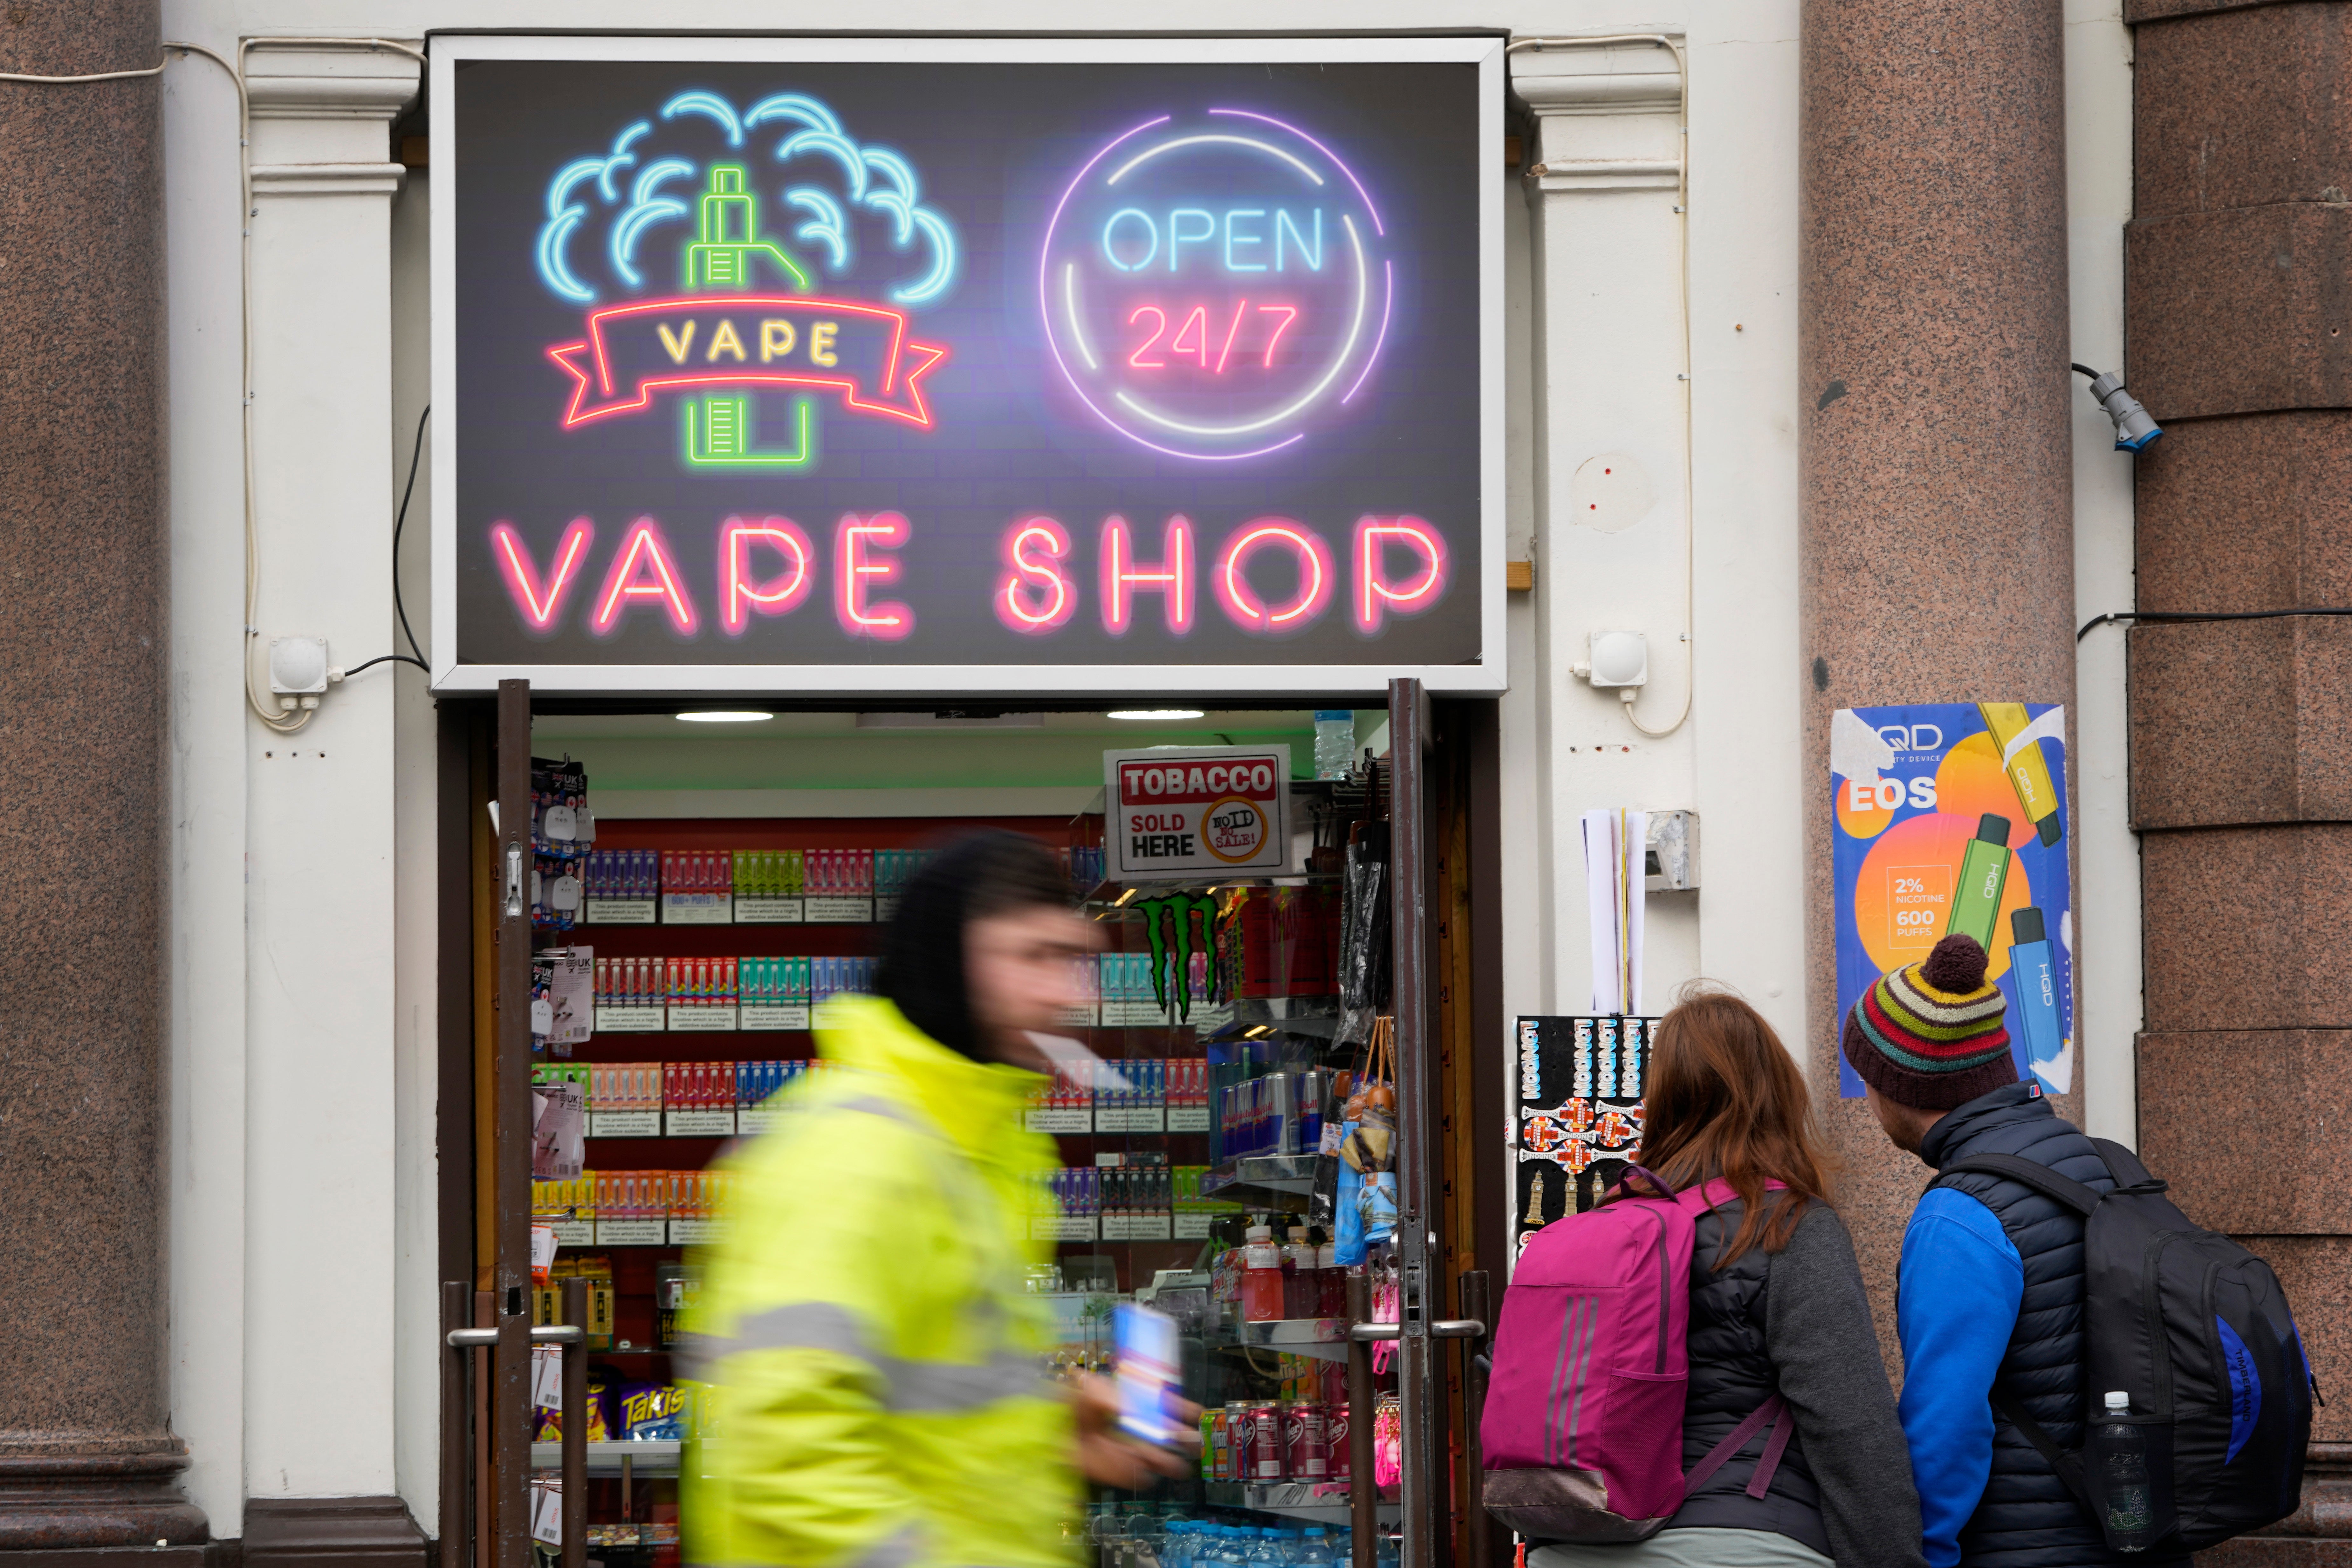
[1103,745,1292,881]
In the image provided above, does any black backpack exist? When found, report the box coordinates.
[1940,1138,2317,1554]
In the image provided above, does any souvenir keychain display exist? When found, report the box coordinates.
[1512,1014,1658,1249]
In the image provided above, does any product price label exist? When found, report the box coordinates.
[593,1005,666,1034]
[1173,1213,1216,1240]
[1025,1107,1094,1134]
[1166,1105,1212,1133]
[667,1005,740,1032]
[1189,1001,1237,1033]
[739,1003,812,1032]
[1031,1214,1099,1242]
[587,1109,662,1139]
[662,893,734,925]
[1095,1106,1166,1133]
[594,1219,667,1246]
[734,897,806,924]
[586,898,657,925]
[668,1219,725,1245]
[666,1109,737,1137]
[1101,1213,1174,1241]
[805,896,875,924]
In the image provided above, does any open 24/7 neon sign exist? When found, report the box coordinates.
[490,511,1448,641]
[1039,109,1394,462]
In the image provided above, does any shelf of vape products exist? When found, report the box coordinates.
[531,1168,736,1247]
[1025,1058,1213,1135]
[543,1059,844,1138]
[1033,1165,1235,1243]
[580,847,923,927]
[590,956,874,1033]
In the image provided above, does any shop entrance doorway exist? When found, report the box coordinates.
[434,684,1504,1568]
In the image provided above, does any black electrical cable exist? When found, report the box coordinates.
[2071,363,2101,379]
[393,403,430,664]
[342,653,433,676]
[2077,608,2352,642]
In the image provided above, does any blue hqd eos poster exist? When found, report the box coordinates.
[1830,704,2073,1099]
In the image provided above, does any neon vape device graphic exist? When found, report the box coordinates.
[1039,109,1395,462]
[533,91,956,472]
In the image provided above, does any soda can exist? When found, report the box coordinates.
[1200,1408,1222,1482]
[1244,1400,1286,1481]
[1284,1401,1331,1480]
[1327,1401,1351,1481]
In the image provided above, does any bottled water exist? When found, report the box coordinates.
[1247,1528,1283,1568]
[2097,1391,2154,1551]
[1295,1528,1334,1568]
[1314,711,1356,781]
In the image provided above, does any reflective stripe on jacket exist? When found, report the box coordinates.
[683,996,1076,1568]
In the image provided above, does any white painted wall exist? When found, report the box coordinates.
[389,163,443,1522]
[152,0,2135,1535]
[2065,0,2144,1149]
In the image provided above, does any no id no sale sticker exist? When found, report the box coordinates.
[1103,745,1292,881]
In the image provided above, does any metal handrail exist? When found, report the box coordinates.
[1347,1318,1485,1343]
[446,1324,582,1347]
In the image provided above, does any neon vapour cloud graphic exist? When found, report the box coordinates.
[535,91,959,309]
[1038,108,1394,461]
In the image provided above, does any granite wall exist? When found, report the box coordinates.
[2127,0,2352,1557]
[1797,0,2079,1349]
[0,0,207,1557]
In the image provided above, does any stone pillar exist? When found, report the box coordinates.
[0,0,206,1555]
[2122,1,2352,1556]
[236,44,427,1556]
[1799,0,2078,1341]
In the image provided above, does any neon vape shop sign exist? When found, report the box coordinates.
[490,510,1450,641]
[435,39,1500,691]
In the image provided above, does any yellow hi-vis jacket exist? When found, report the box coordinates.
[684,996,1078,1568]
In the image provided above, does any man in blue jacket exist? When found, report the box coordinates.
[1847,933,2185,1568]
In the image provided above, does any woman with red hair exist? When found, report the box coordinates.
[1528,985,1926,1568]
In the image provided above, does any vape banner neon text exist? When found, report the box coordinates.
[547,297,947,428]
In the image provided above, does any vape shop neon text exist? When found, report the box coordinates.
[490,512,1450,642]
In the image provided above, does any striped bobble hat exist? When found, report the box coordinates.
[1841,933,2017,1111]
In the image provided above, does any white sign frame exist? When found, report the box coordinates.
[428,33,1506,698]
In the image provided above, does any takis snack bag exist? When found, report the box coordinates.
[619,1380,690,1440]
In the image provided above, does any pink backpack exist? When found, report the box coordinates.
[1479,1169,1793,1542]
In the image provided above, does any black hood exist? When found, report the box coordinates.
[875,829,1071,1062]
